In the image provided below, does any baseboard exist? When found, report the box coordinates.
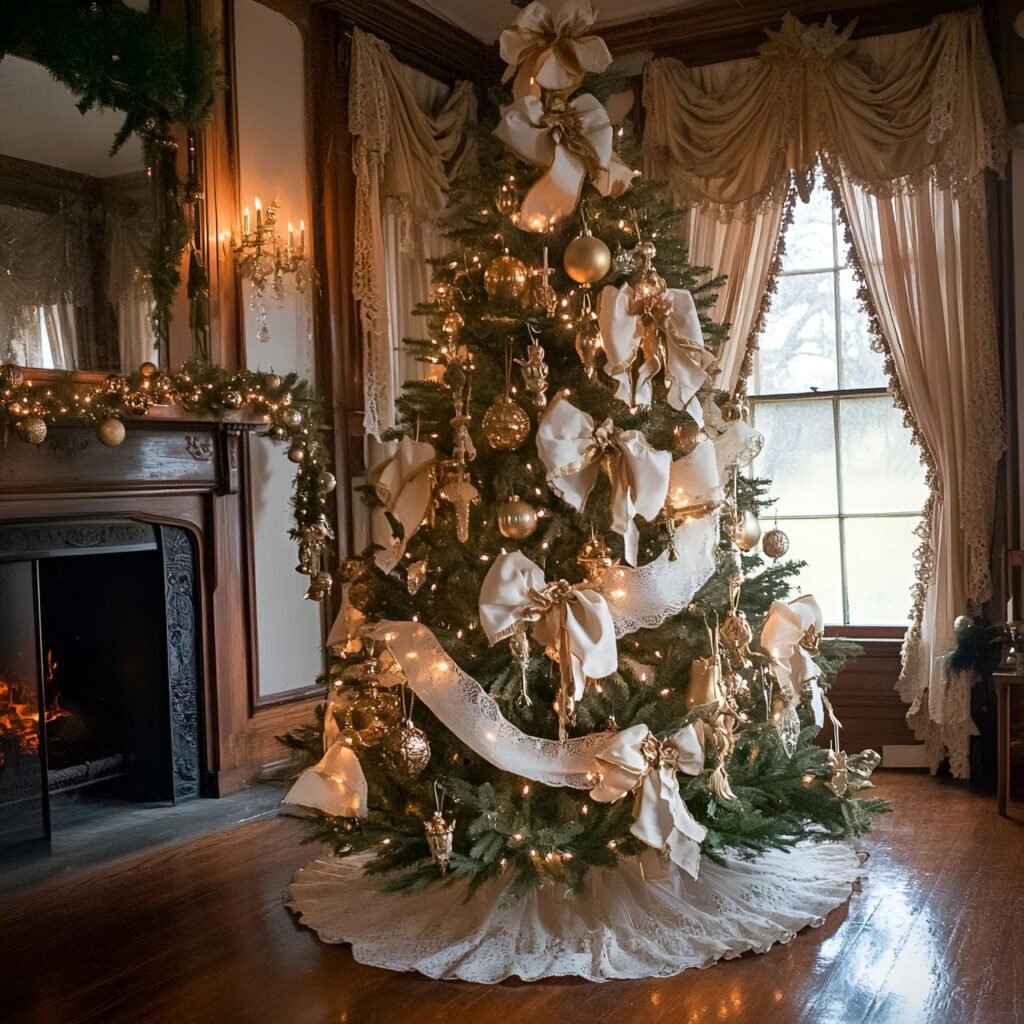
[881,744,929,768]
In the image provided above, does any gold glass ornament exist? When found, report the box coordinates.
[577,533,616,580]
[0,364,24,389]
[406,559,428,595]
[17,416,47,445]
[318,470,337,493]
[482,394,530,451]
[102,373,128,397]
[730,508,762,551]
[384,719,432,779]
[497,494,538,539]
[223,389,244,410]
[762,525,790,560]
[281,408,303,428]
[563,231,611,284]
[139,361,157,378]
[484,250,529,301]
[287,444,305,463]
[264,372,282,390]
[495,176,519,215]
[97,417,126,447]
[574,297,604,379]
[442,311,465,337]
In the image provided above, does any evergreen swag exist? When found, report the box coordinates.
[0,0,219,340]
[286,89,889,896]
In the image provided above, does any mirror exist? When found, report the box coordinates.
[0,55,161,373]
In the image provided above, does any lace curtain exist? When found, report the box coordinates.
[348,27,477,439]
[642,8,1007,776]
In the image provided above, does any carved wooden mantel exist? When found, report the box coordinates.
[0,417,316,794]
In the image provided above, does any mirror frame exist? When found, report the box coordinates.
[0,1,218,380]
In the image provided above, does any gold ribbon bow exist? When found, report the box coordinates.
[536,394,670,566]
[479,550,618,740]
[589,722,707,878]
[499,0,612,99]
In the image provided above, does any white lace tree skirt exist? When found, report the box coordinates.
[286,842,866,983]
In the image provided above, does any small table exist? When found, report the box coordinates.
[994,670,1024,817]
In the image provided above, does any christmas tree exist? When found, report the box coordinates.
[285,0,885,906]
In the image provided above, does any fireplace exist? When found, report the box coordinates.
[0,519,202,853]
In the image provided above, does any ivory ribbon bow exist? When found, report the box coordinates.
[761,595,827,727]
[499,0,612,98]
[597,283,715,416]
[536,394,671,566]
[590,723,707,878]
[282,742,368,818]
[494,92,633,231]
[369,436,436,574]
[479,550,618,703]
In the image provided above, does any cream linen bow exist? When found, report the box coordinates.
[589,722,707,878]
[479,550,618,704]
[597,283,715,415]
[369,436,436,574]
[494,92,633,231]
[761,595,827,727]
[536,394,670,566]
[282,741,368,818]
[499,0,612,99]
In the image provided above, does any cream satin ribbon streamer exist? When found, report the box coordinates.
[597,282,715,416]
[536,394,671,566]
[282,742,368,818]
[499,0,612,99]
[368,436,436,574]
[494,92,633,231]
[479,550,618,702]
[667,439,724,512]
[761,595,828,728]
[589,723,707,878]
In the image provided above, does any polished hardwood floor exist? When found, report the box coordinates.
[2,772,1022,1024]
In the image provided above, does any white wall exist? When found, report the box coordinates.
[234,0,322,695]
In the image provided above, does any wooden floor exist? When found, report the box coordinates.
[2,773,1022,1024]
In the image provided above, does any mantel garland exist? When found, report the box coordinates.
[0,0,219,344]
[0,360,336,601]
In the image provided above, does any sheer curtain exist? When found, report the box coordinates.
[643,8,1006,775]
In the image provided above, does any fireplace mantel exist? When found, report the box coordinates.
[0,418,319,794]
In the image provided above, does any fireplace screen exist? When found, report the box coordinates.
[0,521,201,855]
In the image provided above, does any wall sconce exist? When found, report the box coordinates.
[231,197,312,343]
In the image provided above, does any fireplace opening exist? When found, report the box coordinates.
[0,521,203,855]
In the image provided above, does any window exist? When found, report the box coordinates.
[748,181,928,627]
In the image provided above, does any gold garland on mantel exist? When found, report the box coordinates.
[0,359,337,601]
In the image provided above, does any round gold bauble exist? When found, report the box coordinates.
[318,470,337,493]
[97,417,126,447]
[0,363,24,389]
[101,373,127,397]
[223,390,244,410]
[442,311,465,336]
[497,494,539,539]
[482,393,531,451]
[124,392,149,415]
[139,361,157,379]
[268,424,288,441]
[484,252,530,301]
[731,508,762,552]
[762,526,790,560]
[563,233,611,284]
[577,533,616,580]
[287,444,305,464]
[383,719,431,779]
[264,372,282,390]
[17,415,47,446]
[281,407,303,429]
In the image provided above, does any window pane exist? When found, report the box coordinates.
[844,516,920,625]
[775,517,845,624]
[838,397,929,514]
[781,187,835,272]
[753,272,838,395]
[752,400,838,516]
[838,269,887,389]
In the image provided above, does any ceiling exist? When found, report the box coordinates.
[0,56,144,179]
[410,0,711,44]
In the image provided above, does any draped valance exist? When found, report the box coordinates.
[643,9,1006,218]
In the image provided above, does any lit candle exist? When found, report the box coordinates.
[299,219,305,253]
[242,206,250,235]
[254,196,263,230]
[1009,595,1015,623]
[543,245,548,273]
[287,222,294,251]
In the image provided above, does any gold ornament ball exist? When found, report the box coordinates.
[484,252,530,301]
[17,415,47,446]
[139,361,157,379]
[482,394,531,451]
[762,526,790,560]
[563,234,612,284]
[731,509,762,552]
[281,407,303,428]
[442,311,465,336]
[287,444,305,464]
[384,720,432,779]
[497,494,539,539]
[97,417,126,447]
[264,372,282,390]
[223,390,244,410]
[0,363,24,389]
[577,534,616,580]
[318,470,337,493]
[103,373,128,397]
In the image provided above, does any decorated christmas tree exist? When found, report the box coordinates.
[284,0,885,979]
